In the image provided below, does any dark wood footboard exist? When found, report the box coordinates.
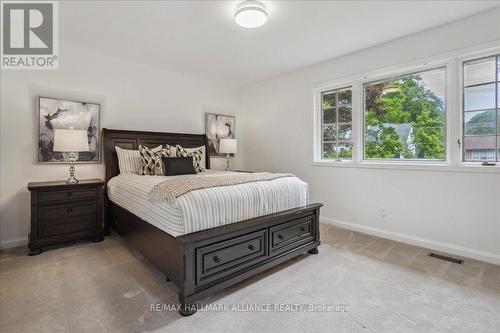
[110,202,322,315]
[103,128,322,316]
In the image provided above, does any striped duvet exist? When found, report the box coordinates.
[106,170,309,237]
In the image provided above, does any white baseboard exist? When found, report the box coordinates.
[321,216,500,266]
[0,237,28,250]
[3,219,499,265]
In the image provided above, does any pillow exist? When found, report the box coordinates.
[175,145,205,172]
[115,145,161,174]
[182,145,206,168]
[161,157,196,176]
[138,145,172,175]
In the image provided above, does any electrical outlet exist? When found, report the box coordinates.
[380,207,387,218]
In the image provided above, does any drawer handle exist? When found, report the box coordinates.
[248,244,255,251]
[277,234,284,240]
[213,256,221,263]
[66,208,73,214]
[67,192,72,197]
[300,226,306,232]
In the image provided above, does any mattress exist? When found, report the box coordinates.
[106,170,309,237]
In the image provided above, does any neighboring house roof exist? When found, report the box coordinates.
[464,136,499,150]
[366,123,415,157]
[366,123,413,144]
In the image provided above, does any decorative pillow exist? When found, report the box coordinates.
[176,145,205,172]
[161,157,196,176]
[138,145,172,175]
[115,145,161,174]
[181,146,206,169]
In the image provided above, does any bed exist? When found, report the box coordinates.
[103,128,322,316]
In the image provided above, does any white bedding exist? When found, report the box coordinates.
[106,170,309,237]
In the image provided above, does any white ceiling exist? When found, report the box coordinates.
[61,1,500,86]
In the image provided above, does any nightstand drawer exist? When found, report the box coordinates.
[39,202,97,221]
[38,188,97,203]
[40,218,97,238]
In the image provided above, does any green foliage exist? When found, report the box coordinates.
[322,93,335,110]
[322,99,332,110]
[466,111,497,135]
[339,147,352,159]
[323,145,352,160]
[365,126,404,158]
[365,75,445,159]
[324,151,336,159]
[413,110,445,159]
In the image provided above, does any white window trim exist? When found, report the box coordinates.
[311,41,500,174]
[313,81,356,163]
[458,49,500,164]
[359,63,449,163]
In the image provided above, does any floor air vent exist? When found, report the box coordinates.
[428,252,464,265]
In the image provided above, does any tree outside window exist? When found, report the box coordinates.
[364,68,446,160]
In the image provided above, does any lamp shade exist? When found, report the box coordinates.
[53,129,89,152]
[219,138,237,154]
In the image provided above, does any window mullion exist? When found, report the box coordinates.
[496,56,499,162]
[335,91,339,161]
[448,59,460,167]
[351,81,362,163]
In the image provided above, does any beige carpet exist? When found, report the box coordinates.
[1,224,499,333]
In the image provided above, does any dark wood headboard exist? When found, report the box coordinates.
[103,128,210,183]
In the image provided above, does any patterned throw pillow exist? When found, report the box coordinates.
[176,145,204,172]
[138,145,172,175]
[181,146,206,168]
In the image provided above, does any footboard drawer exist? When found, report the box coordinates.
[196,229,268,285]
[270,216,314,254]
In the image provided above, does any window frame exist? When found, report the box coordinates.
[461,53,499,163]
[313,81,357,163]
[361,65,448,163]
[319,86,354,161]
[312,42,500,173]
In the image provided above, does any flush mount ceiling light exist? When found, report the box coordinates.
[381,85,401,95]
[234,1,268,28]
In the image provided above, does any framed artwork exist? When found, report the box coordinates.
[205,113,235,157]
[38,97,100,163]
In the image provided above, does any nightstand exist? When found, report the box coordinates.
[27,179,105,255]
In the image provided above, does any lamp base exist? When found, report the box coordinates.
[225,153,231,172]
[66,176,79,184]
[66,152,79,184]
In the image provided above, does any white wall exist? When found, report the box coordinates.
[240,8,500,264]
[2,7,499,265]
[0,43,242,248]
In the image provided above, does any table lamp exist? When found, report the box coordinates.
[53,129,89,184]
[219,138,237,171]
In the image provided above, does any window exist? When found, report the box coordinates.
[471,150,495,161]
[363,67,446,160]
[463,55,499,162]
[314,48,500,171]
[321,87,353,160]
